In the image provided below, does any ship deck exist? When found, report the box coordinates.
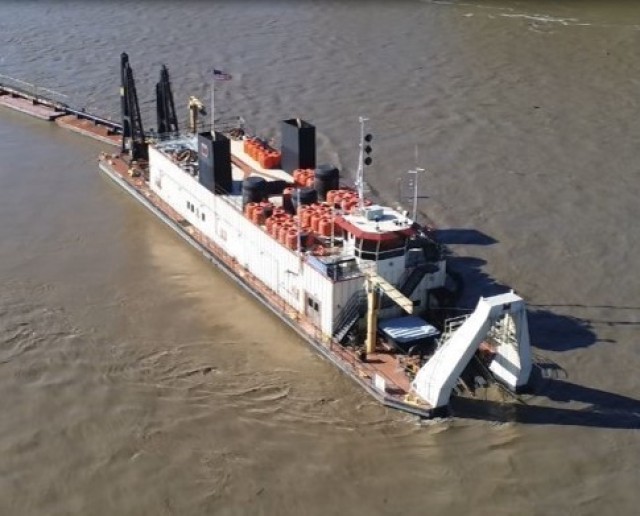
[56,115,121,146]
[0,93,64,121]
[99,153,435,418]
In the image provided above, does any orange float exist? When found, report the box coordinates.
[278,225,290,244]
[311,213,322,232]
[318,217,332,237]
[286,229,298,250]
[245,202,257,219]
[265,216,275,233]
[271,222,282,238]
[301,208,313,228]
[252,207,265,225]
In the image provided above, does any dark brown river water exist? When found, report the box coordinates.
[1,1,639,515]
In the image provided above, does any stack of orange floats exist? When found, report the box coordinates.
[297,202,342,238]
[326,188,373,214]
[243,137,282,169]
[246,188,377,254]
[264,209,300,251]
[292,168,315,188]
[244,201,274,226]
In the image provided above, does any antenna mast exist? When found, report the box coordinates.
[408,167,425,223]
[355,116,373,212]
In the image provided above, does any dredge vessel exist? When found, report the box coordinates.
[1,54,533,418]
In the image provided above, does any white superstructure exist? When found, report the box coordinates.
[147,134,446,339]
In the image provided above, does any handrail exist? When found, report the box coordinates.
[332,290,366,337]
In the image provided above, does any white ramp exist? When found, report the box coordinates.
[411,292,532,410]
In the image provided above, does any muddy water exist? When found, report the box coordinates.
[1,1,639,515]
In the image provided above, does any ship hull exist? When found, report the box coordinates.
[98,158,439,419]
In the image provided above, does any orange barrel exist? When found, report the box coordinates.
[311,212,322,232]
[326,190,339,205]
[278,225,290,244]
[271,221,283,238]
[267,152,279,169]
[245,202,257,219]
[332,193,344,208]
[247,139,257,159]
[271,215,285,226]
[301,208,313,228]
[286,229,298,250]
[319,217,332,237]
[258,148,267,168]
[252,207,265,225]
[265,151,274,169]
[265,216,275,233]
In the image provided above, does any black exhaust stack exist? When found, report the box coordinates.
[120,52,147,161]
[280,118,316,173]
[156,65,179,135]
[198,131,232,194]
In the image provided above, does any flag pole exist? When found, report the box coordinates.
[210,78,215,134]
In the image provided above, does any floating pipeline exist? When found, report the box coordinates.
[0,82,123,146]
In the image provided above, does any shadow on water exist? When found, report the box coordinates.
[445,255,602,352]
[451,371,640,430]
[439,236,640,429]
[435,228,498,246]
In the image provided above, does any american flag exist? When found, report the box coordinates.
[212,69,232,81]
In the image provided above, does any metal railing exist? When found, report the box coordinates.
[332,290,366,341]
[0,74,69,107]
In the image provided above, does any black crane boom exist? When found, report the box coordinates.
[156,65,179,135]
[120,52,147,161]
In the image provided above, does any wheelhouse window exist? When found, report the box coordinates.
[354,236,406,260]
